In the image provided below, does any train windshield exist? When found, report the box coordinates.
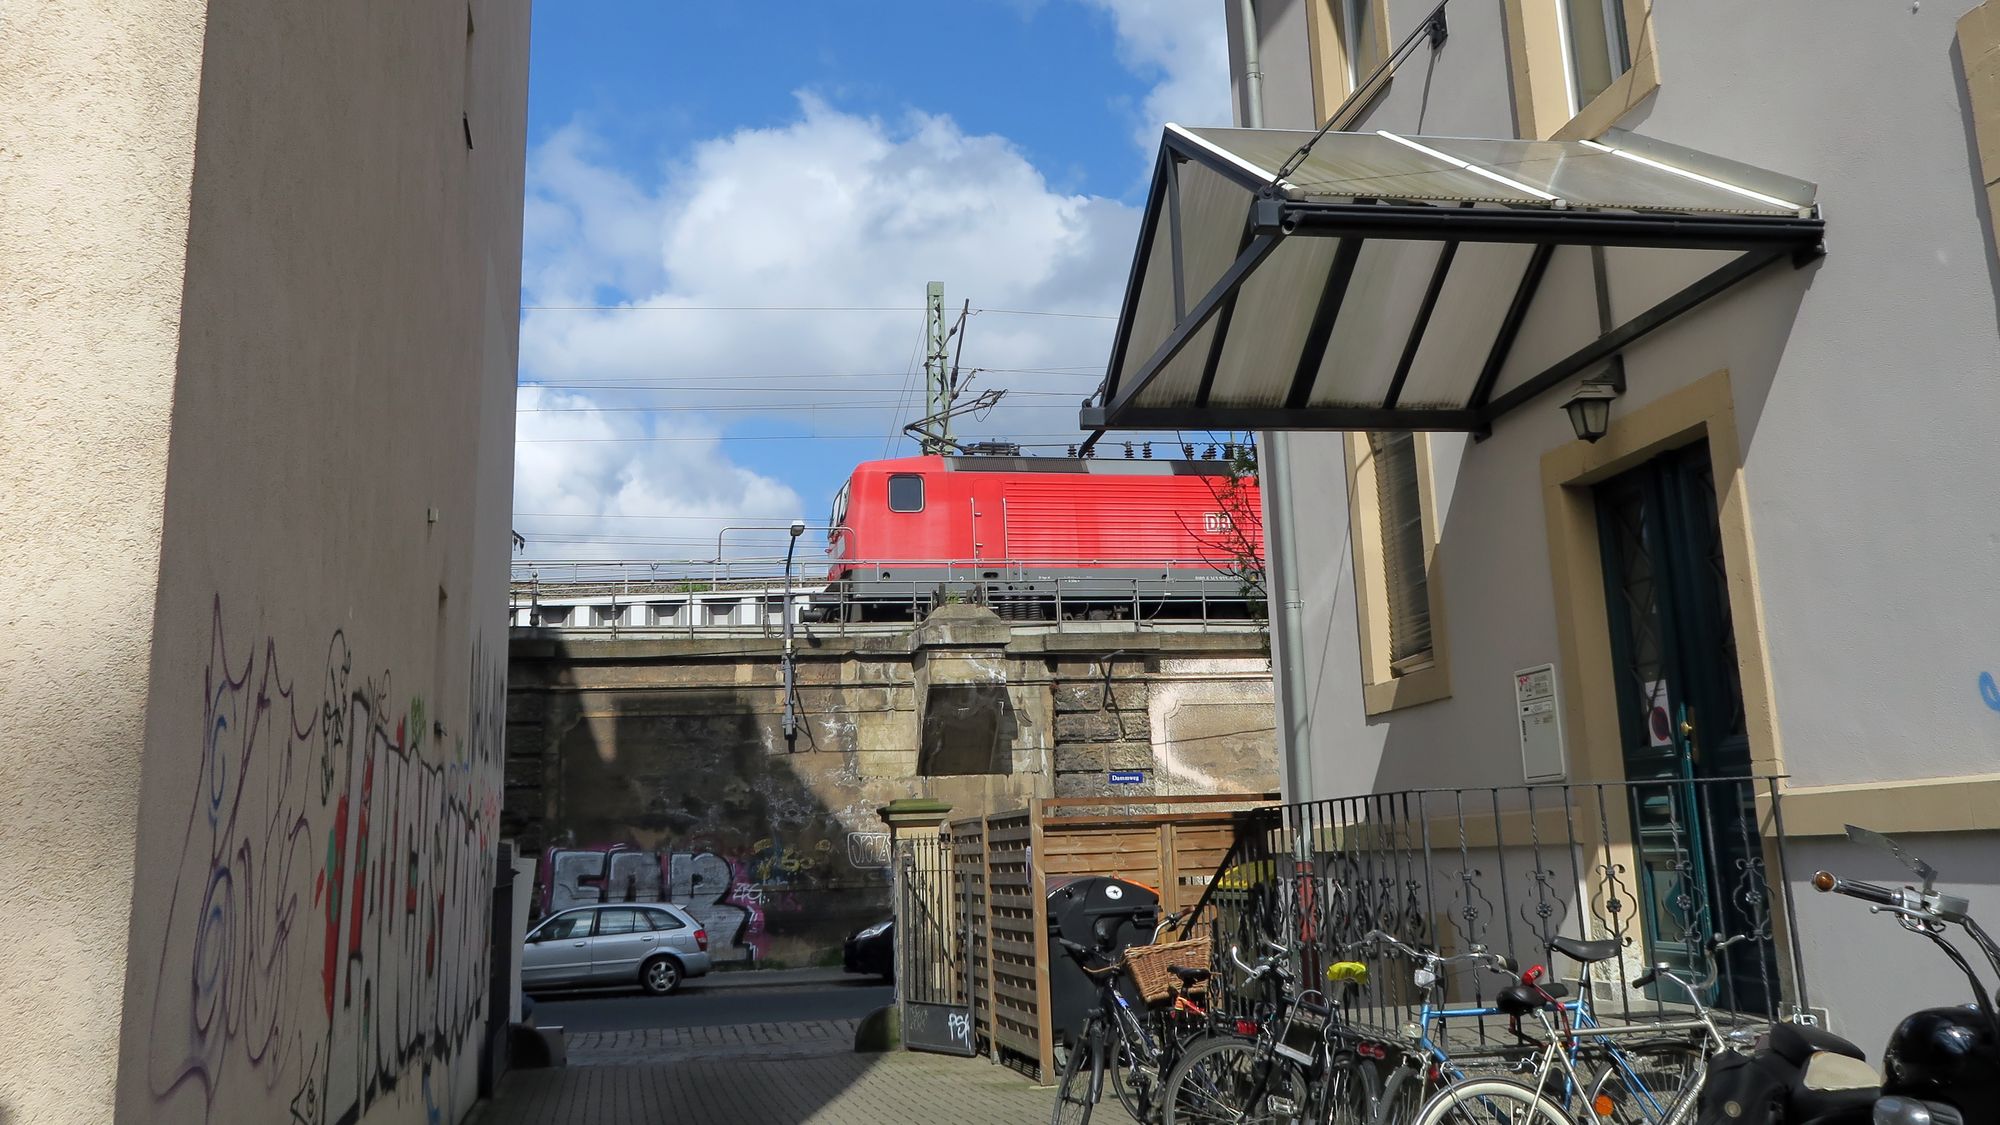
[828,482,849,541]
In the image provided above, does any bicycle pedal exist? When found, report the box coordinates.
[1267,1097,1300,1117]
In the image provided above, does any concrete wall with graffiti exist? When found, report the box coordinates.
[92,4,532,1125]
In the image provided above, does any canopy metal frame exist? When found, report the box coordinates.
[1081,129,1827,437]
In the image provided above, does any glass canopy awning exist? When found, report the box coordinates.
[1080,125,1824,435]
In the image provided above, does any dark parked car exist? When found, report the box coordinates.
[844,918,893,980]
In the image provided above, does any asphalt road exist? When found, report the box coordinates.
[529,977,894,1033]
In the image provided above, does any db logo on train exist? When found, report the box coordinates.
[1203,512,1233,534]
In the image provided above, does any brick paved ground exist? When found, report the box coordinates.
[561,1019,862,1066]
[479,1048,1055,1125]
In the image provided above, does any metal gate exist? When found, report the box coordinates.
[895,834,977,1056]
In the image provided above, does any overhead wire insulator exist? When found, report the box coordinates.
[1123,442,1133,459]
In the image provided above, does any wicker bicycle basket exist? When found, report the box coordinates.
[1120,936,1212,1006]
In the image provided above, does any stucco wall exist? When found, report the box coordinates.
[1254,0,2000,795]
[0,3,210,1121]
[110,3,530,1125]
[1243,0,2000,1035]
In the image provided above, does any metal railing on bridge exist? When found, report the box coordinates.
[508,556,1264,634]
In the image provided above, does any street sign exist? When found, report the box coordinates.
[1108,770,1144,785]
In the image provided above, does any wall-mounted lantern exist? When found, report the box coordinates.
[1562,370,1626,443]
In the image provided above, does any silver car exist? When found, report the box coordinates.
[522,903,713,995]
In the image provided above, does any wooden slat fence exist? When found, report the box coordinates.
[939,792,1275,1082]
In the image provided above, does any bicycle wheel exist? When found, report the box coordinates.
[1163,1036,1312,1125]
[1412,1078,1576,1125]
[1322,1053,1379,1125]
[1110,1035,1164,1124]
[1586,1047,1706,1125]
[1055,1023,1104,1125]
[1370,1058,1435,1125]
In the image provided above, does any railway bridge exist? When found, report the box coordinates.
[502,588,1276,967]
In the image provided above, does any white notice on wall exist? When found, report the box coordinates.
[1515,664,1566,782]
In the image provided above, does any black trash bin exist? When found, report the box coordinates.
[1046,875,1160,1042]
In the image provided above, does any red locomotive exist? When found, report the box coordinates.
[822,453,1264,620]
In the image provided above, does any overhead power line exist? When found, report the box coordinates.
[516,512,807,521]
[517,401,1089,414]
[519,304,1116,320]
[516,433,1157,446]
[518,365,1101,388]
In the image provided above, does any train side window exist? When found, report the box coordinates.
[887,474,924,513]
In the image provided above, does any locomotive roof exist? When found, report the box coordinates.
[850,454,1240,477]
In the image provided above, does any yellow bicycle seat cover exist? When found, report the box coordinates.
[1326,961,1370,984]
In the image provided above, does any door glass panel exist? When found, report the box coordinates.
[595,909,644,936]
[1594,440,1776,1015]
[538,911,594,940]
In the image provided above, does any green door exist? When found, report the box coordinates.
[1594,441,1778,1014]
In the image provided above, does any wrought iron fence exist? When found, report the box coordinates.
[1183,776,1806,1050]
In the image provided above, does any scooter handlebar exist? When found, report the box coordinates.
[1812,871,1899,908]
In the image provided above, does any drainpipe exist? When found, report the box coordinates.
[1263,435,1313,803]
[1235,0,1312,801]
[1236,0,1265,128]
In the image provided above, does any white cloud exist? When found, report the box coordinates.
[515,8,1232,567]
[1083,0,1234,149]
[515,98,1140,565]
[513,385,804,562]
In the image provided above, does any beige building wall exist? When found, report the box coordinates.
[0,3,212,1120]
[1234,0,2000,1047]
[0,3,528,1124]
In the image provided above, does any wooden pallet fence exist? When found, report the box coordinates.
[942,792,1276,1083]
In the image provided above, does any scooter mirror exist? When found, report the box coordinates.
[1845,824,1939,893]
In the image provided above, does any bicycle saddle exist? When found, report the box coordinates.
[1549,935,1623,964]
[1497,982,1569,1016]
[1168,964,1211,986]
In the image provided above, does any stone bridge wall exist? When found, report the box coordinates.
[504,611,1275,967]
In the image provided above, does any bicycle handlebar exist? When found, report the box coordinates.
[1229,944,1293,983]
[1632,933,1750,996]
[1351,929,1513,981]
[1813,870,1900,908]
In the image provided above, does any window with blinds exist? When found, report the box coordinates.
[1369,431,1433,671]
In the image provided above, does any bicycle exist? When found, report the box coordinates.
[1338,930,1531,1125]
[1052,924,1228,1125]
[1160,942,1374,1125]
[1571,935,1751,1124]
[1407,935,1750,1125]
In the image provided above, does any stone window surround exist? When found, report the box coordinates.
[1342,432,1452,716]
[1502,0,1661,141]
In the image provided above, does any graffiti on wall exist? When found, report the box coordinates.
[536,835,850,962]
[1981,671,1999,713]
[143,596,502,1125]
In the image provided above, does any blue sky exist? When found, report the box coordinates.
[512,1,1229,563]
